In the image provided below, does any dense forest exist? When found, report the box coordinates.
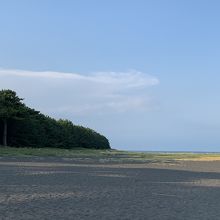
[0,90,110,149]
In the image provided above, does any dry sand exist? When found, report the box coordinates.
[0,157,220,220]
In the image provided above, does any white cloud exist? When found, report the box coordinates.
[0,68,159,116]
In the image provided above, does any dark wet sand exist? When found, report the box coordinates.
[0,157,220,220]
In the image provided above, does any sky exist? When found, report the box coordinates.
[0,0,220,151]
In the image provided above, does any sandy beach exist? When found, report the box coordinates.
[0,157,220,220]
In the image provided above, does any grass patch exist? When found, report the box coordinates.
[0,146,113,157]
[0,146,220,162]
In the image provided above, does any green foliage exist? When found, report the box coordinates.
[0,89,110,149]
[0,89,25,120]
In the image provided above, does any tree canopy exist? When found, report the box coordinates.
[0,89,110,149]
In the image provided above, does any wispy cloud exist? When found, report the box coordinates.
[0,69,159,116]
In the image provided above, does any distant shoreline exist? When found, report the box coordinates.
[130,150,220,154]
[1,146,220,162]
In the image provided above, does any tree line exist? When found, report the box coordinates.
[0,90,110,149]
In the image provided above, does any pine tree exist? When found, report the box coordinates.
[0,90,25,146]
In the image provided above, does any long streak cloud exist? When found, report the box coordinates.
[0,69,159,116]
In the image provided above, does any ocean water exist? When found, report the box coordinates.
[130,150,220,154]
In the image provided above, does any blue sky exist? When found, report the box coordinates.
[0,0,220,151]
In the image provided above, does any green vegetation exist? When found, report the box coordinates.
[1,146,220,162]
[0,90,110,149]
[0,146,112,157]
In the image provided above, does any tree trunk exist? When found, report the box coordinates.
[3,119,7,146]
